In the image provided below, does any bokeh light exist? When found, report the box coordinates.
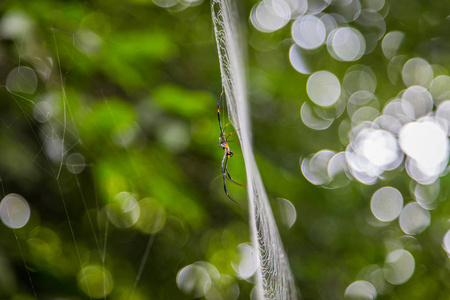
[177,262,240,299]
[300,101,334,130]
[399,202,430,235]
[411,180,440,210]
[302,55,450,189]
[347,92,378,120]
[399,117,448,178]
[6,67,38,95]
[75,29,103,57]
[44,137,64,163]
[153,0,178,8]
[327,151,350,188]
[26,227,62,264]
[363,265,386,294]
[289,44,311,74]
[0,11,34,39]
[333,0,361,22]
[66,153,86,174]
[351,106,379,124]
[112,123,140,148]
[231,243,258,280]
[442,230,450,257]
[77,265,114,298]
[154,0,204,9]
[436,100,450,132]
[285,0,308,18]
[327,27,366,61]
[176,262,214,298]
[346,128,402,184]
[343,66,377,95]
[401,85,433,120]
[344,280,377,300]
[157,121,190,153]
[33,100,54,123]
[402,58,433,88]
[307,0,330,14]
[430,76,450,104]
[290,8,450,292]
[0,194,31,229]
[106,192,140,228]
[250,0,291,33]
[135,198,166,234]
[205,274,240,300]
[307,71,341,107]
[301,150,335,186]
[381,31,404,60]
[370,187,403,222]
[276,198,297,228]
[292,15,326,50]
[384,249,415,285]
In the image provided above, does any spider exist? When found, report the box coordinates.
[217,91,247,208]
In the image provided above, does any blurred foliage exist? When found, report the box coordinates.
[0,0,449,299]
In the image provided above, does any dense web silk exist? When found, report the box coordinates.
[211,1,299,299]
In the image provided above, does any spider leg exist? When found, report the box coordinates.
[218,135,225,147]
[221,150,228,177]
[225,128,240,141]
[217,92,226,134]
[222,154,247,209]
[226,138,241,143]
[225,168,246,187]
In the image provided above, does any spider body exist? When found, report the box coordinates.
[217,92,247,208]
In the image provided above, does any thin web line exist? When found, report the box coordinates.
[129,209,164,300]
[57,181,93,300]
[52,30,67,180]
[74,175,103,260]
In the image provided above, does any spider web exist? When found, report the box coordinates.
[0,12,159,299]
[211,1,299,299]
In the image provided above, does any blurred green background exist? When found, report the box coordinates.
[0,0,449,299]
